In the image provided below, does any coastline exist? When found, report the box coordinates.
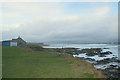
[42,44,119,79]
[49,47,119,79]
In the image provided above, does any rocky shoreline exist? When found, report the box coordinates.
[55,48,120,79]
[29,46,119,79]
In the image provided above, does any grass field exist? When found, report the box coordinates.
[0,46,2,78]
[2,47,105,78]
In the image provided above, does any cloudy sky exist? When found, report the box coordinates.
[1,2,118,43]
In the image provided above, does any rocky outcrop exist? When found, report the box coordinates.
[101,67,119,79]
[93,57,118,65]
[79,48,102,56]
[48,47,119,79]
[98,51,112,57]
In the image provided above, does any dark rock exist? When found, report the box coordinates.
[101,67,119,79]
[103,48,109,49]
[118,60,120,63]
[86,52,98,56]
[103,66,106,67]
[109,65,117,68]
[98,51,112,57]
[94,57,118,65]
[85,58,95,61]
[98,53,106,57]
[79,48,102,56]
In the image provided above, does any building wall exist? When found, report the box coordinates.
[3,37,26,46]
[12,38,26,46]
[2,41,17,46]
[2,42,10,46]
[17,39,26,46]
[10,42,17,46]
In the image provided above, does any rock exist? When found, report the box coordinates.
[94,57,118,65]
[118,60,120,63]
[109,65,117,68]
[79,48,102,56]
[98,51,112,57]
[103,66,106,67]
[103,48,109,49]
[98,53,106,57]
[86,52,98,56]
[85,58,95,61]
[101,67,119,79]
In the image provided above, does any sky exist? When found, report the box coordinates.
[0,2,118,43]
[0,0,119,2]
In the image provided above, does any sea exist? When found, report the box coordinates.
[43,43,119,69]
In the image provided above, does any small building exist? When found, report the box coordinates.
[2,41,17,46]
[2,36,26,46]
[12,36,26,46]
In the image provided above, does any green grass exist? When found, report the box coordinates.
[0,46,2,78]
[2,47,105,78]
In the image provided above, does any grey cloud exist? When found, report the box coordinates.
[2,14,118,43]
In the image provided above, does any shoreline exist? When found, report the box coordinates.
[50,47,119,79]
[31,46,119,79]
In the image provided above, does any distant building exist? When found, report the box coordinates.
[2,41,17,46]
[2,36,26,46]
[12,36,26,46]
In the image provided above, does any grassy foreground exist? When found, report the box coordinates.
[2,47,105,78]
